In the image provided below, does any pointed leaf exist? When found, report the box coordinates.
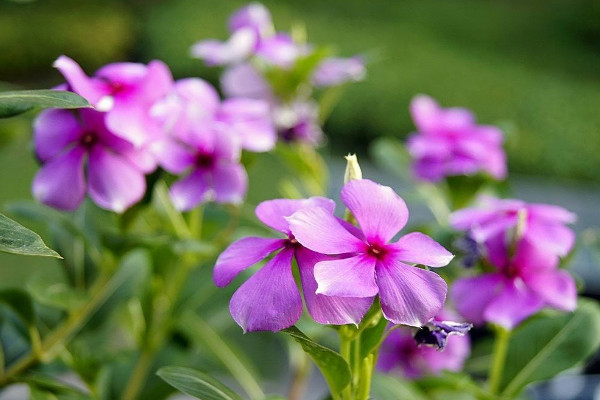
[0,90,91,118]
[0,212,61,258]
[500,299,600,397]
[157,366,243,400]
[282,326,351,394]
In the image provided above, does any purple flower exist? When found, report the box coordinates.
[407,95,507,182]
[450,196,576,268]
[377,310,471,379]
[254,33,305,68]
[287,179,453,326]
[274,101,324,145]
[451,238,577,329]
[228,2,274,38]
[221,63,275,101]
[53,56,173,148]
[152,78,276,153]
[32,108,153,212]
[414,320,472,351]
[190,28,257,67]
[213,197,373,332]
[312,56,366,87]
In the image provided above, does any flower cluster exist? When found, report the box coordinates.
[407,95,507,182]
[214,178,454,332]
[377,310,471,379]
[191,2,366,145]
[32,57,276,212]
[450,197,577,328]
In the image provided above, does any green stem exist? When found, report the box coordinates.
[339,329,353,400]
[0,272,114,386]
[488,326,511,395]
[356,354,374,400]
[121,349,154,400]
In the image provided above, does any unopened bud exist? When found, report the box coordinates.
[515,208,528,240]
[344,154,362,184]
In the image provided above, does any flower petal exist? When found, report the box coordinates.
[287,206,365,254]
[451,274,504,325]
[213,237,285,287]
[391,232,453,267]
[87,146,146,213]
[33,109,83,162]
[220,63,274,100]
[522,269,577,312]
[229,248,301,332]
[190,28,256,66]
[32,146,86,211]
[255,197,335,234]
[376,259,447,327]
[296,247,374,325]
[483,280,544,329]
[151,139,195,174]
[53,55,108,105]
[525,220,575,257]
[218,98,276,152]
[341,179,408,244]
[527,204,577,224]
[170,170,210,211]
[212,162,248,205]
[314,255,378,298]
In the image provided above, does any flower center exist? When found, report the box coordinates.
[80,131,97,148]
[195,152,215,168]
[285,234,299,248]
[367,244,386,259]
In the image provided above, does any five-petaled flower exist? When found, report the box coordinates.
[213,197,373,332]
[407,95,507,182]
[287,179,454,327]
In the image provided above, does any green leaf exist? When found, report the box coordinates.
[500,299,600,397]
[282,326,351,394]
[359,311,388,359]
[157,366,243,400]
[0,288,35,325]
[0,212,61,258]
[370,373,428,400]
[0,90,91,118]
[27,279,87,311]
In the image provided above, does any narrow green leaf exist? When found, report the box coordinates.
[157,366,243,400]
[27,279,86,311]
[0,288,35,325]
[360,312,388,359]
[281,326,351,394]
[0,90,91,118]
[500,299,600,397]
[370,373,428,400]
[0,212,61,258]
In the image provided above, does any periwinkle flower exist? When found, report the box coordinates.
[53,55,173,147]
[312,56,366,87]
[32,108,154,212]
[287,179,454,327]
[414,320,472,350]
[407,95,507,182]
[153,78,277,153]
[221,63,275,101]
[378,310,471,379]
[274,101,323,145]
[450,196,576,268]
[190,28,258,67]
[228,2,274,37]
[451,238,577,329]
[213,197,373,332]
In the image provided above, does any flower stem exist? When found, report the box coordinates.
[356,354,375,400]
[339,328,353,400]
[488,326,511,395]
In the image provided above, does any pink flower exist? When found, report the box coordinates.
[450,196,576,268]
[288,179,453,327]
[53,56,173,148]
[312,56,366,87]
[407,95,507,182]
[377,310,471,379]
[32,108,153,212]
[451,239,577,329]
[213,197,373,332]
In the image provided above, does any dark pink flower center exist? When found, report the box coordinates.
[80,131,97,148]
[285,234,300,249]
[195,152,215,169]
[367,243,387,259]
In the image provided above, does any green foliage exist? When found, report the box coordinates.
[0,90,90,118]
[282,326,351,395]
[157,366,243,400]
[370,373,427,400]
[499,299,600,397]
[0,212,60,257]
[0,288,35,325]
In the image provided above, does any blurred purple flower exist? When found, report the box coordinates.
[190,28,257,67]
[406,95,507,182]
[274,101,324,145]
[288,179,453,326]
[312,56,366,87]
[221,63,275,101]
[377,310,471,379]
[414,320,472,350]
[213,197,373,332]
[228,2,274,37]
[254,33,305,68]
[451,238,577,329]
[450,196,576,268]
[32,108,154,212]
[53,55,173,148]
[152,78,276,153]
